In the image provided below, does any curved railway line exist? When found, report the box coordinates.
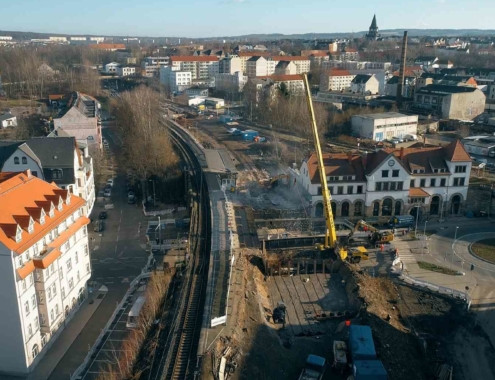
[146,121,210,380]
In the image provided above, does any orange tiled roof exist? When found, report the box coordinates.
[327,68,352,76]
[0,171,86,254]
[171,55,219,62]
[409,188,430,197]
[306,153,365,184]
[271,56,309,61]
[238,52,270,57]
[444,140,471,162]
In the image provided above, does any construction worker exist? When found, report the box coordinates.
[380,243,384,252]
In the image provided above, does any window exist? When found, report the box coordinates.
[31,294,36,308]
[347,186,353,194]
[51,169,63,179]
[22,279,27,291]
[410,179,415,188]
[357,185,363,194]
[14,157,20,165]
[392,170,399,178]
[354,201,363,216]
[77,271,80,282]
[398,182,404,190]
[317,186,322,195]
[440,178,446,187]
[382,170,389,178]
[24,301,30,315]
[86,263,90,274]
[29,274,33,285]
[84,245,89,256]
[337,186,343,195]
[32,170,38,177]
[50,309,54,321]
[32,344,39,359]
[383,182,389,191]
[390,182,396,191]
[420,179,426,187]
[61,287,65,299]
[376,182,382,191]
[34,316,39,330]
[329,186,334,194]
[67,259,72,271]
[430,179,436,187]
[75,252,79,264]
[453,178,460,186]
[69,278,74,289]
[455,165,467,173]
[55,304,59,316]
[22,157,27,164]
[52,284,57,296]
[28,324,32,337]
[460,178,465,186]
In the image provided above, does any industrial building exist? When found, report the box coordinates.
[462,135,495,157]
[351,112,418,141]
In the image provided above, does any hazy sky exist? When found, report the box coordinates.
[2,0,495,37]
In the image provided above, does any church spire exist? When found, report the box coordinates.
[366,14,379,40]
[370,14,377,29]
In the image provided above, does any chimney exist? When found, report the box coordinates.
[348,151,352,163]
[362,151,368,170]
[400,147,405,160]
[397,31,408,105]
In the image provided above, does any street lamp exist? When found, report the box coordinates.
[423,220,428,254]
[414,205,420,237]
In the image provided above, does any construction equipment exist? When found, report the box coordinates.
[347,246,369,263]
[348,219,394,247]
[302,74,347,260]
[273,301,287,325]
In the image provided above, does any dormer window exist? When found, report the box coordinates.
[49,203,55,217]
[66,192,71,205]
[40,209,46,225]
[15,225,23,243]
[51,169,63,180]
[28,217,34,234]
[14,157,20,165]
[57,197,63,211]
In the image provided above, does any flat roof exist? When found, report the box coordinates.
[354,112,416,120]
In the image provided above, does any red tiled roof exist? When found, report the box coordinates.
[257,74,303,82]
[306,153,365,184]
[171,55,219,62]
[238,52,271,57]
[0,171,86,254]
[409,188,430,197]
[271,56,310,61]
[444,140,471,162]
[326,68,352,76]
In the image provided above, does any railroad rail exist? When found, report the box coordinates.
[146,120,210,380]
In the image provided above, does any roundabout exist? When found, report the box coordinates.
[471,239,495,264]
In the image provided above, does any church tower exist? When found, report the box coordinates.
[366,14,380,40]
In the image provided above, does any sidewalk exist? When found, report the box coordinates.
[26,285,107,380]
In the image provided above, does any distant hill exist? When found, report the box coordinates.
[1,28,495,42]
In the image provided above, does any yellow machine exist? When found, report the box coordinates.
[347,246,369,263]
[302,74,347,261]
[351,219,394,245]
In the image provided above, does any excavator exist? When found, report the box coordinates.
[302,74,348,261]
[348,219,394,247]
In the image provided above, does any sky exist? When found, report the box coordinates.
[1,0,495,38]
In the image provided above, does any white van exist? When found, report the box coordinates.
[404,134,418,142]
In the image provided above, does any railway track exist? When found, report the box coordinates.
[146,120,210,380]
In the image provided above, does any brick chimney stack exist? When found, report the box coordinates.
[400,147,405,160]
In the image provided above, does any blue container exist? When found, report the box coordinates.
[219,115,233,123]
[349,325,377,361]
[242,130,259,141]
[353,360,388,380]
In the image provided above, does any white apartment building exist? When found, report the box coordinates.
[219,56,242,74]
[141,56,170,77]
[320,69,356,92]
[160,66,192,93]
[215,71,248,93]
[116,66,136,77]
[290,141,471,220]
[238,52,270,73]
[170,56,219,80]
[104,62,119,74]
[351,112,419,141]
[257,75,305,96]
[272,56,311,74]
[351,74,380,95]
[0,170,91,376]
[246,56,271,77]
[0,137,96,215]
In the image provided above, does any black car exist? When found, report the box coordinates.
[99,211,107,219]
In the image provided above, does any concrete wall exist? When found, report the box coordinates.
[444,90,486,120]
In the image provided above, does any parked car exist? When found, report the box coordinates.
[107,178,114,187]
[93,220,104,232]
[99,211,107,219]
[104,188,112,197]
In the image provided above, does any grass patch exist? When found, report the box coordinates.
[417,261,459,276]
[471,239,495,263]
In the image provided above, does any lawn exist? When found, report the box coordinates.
[471,239,495,263]
[417,261,459,276]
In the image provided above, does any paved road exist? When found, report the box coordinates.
[48,125,150,379]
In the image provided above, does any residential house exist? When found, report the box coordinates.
[351,74,380,95]
[0,170,91,376]
[385,76,417,98]
[339,48,359,61]
[290,140,471,220]
[1,112,17,128]
[320,69,355,92]
[103,62,119,74]
[274,61,297,75]
[116,66,136,77]
[413,84,486,120]
[246,56,271,78]
[351,112,419,141]
[0,137,96,215]
[52,92,102,151]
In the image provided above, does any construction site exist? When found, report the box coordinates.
[165,73,495,380]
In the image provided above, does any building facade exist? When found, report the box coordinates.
[289,141,471,221]
[320,69,355,92]
[215,71,248,93]
[159,66,192,93]
[351,112,419,141]
[141,56,170,77]
[116,66,136,77]
[170,56,219,80]
[351,74,380,95]
[0,170,91,376]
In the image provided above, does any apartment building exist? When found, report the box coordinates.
[274,61,297,75]
[257,74,305,95]
[116,66,136,77]
[170,56,219,80]
[0,170,91,376]
[351,74,380,95]
[290,140,471,220]
[159,66,192,93]
[320,69,355,92]
[0,137,96,215]
[141,56,170,77]
[351,112,419,141]
[215,71,248,93]
[238,51,271,73]
[219,56,242,74]
[272,56,311,74]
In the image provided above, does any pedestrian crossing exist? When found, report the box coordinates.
[393,239,419,264]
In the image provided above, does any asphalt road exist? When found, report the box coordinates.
[48,124,150,379]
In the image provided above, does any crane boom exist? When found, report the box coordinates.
[302,74,338,249]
